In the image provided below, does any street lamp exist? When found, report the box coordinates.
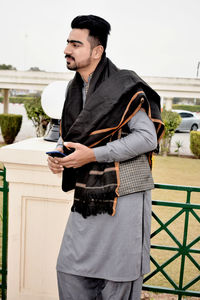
[41,81,69,142]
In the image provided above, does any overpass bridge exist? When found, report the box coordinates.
[0,70,200,113]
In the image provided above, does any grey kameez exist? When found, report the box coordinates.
[56,110,157,282]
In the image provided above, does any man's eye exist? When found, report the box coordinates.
[73,44,79,48]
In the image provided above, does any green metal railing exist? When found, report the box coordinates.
[143,183,200,300]
[0,168,8,300]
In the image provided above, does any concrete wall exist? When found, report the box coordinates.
[0,138,73,300]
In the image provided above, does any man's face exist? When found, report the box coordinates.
[64,28,93,72]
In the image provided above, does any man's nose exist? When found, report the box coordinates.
[64,44,71,55]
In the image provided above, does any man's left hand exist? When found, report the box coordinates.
[55,142,96,168]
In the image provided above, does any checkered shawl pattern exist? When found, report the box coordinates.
[118,154,154,196]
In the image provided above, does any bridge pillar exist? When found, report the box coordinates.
[164,97,173,111]
[3,89,9,114]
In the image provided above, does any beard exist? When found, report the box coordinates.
[66,57,77,70]
[67,63,77,71]
[65,54,92,71]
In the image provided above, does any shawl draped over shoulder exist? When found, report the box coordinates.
[61,55,164,218]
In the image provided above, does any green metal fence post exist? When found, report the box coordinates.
[178,191,191,300]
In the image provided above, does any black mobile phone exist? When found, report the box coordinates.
[46,151,66,158]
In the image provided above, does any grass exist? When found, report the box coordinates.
[152,155,200,190]
[146,155,200,294]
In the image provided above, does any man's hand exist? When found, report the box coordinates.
[47,147,64,174]
[55,142,96,169]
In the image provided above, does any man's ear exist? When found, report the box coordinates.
[92,45,104,59]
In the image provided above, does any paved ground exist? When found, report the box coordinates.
[141,291,199,300]
[170,132,193,156]
[0,103,193,157]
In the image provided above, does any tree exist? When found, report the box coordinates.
[28,67,44,72]
[24,97,50,137]
[0,64,17,70]
[160,109,182,156]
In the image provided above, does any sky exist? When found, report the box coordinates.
[1,0,200,78]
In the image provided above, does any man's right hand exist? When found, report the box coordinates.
[47,147,64,174]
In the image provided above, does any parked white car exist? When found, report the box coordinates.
[172,110,200,132]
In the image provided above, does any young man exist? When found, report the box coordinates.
[48,15,164,300]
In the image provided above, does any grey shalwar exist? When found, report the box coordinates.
[56,110,157,299]
[57,272,144,300]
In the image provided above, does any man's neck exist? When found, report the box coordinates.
[78,59,101,83]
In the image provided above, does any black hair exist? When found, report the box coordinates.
[71,15,111,51]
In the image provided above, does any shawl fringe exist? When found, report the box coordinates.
[71,199,114,218]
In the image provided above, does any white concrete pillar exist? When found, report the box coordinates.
[164,97,173,111]
[3,88,9,114]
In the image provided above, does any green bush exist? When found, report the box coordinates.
[172,104,200,112]
[161,109,182,155]
[190,131,200,158]
[0,96,37,104]
[0,114,22,144]
[24,97,50,137]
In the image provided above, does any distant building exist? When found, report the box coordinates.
[10,89,40,96]
[173,97,200,105]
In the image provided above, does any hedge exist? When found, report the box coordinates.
[190,131,200,158]
[0,114,23,144]
[0,96,38,104]
[172,104,200,112]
